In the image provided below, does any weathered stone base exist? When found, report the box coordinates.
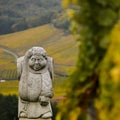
[19,118,52,120]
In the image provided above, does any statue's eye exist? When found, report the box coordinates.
[31,58,36,62]
[38,58,44,62]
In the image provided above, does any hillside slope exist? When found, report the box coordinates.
[0,24,78,79]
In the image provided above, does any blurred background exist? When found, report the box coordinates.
[0,0,120,120]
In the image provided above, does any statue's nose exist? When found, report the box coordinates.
[35,60,39,64]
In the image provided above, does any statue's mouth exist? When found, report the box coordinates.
[34,65,41,70]
[33,64,46,71]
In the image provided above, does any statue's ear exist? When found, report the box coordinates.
[47,56,54,80]
[17,56,24,80]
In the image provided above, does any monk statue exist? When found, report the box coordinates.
[17,47,54,120]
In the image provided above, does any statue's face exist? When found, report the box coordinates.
[28,55,47,71]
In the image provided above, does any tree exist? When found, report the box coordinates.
[0,0,62,35]
[51,11,70,30]
[0,16,14,34]
[56,0,120,120]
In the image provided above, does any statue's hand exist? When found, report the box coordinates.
[25,49,33,58]
[39,96,50,106]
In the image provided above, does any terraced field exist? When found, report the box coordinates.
[0,24,63,55]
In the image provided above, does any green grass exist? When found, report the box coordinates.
[0,80,18,95]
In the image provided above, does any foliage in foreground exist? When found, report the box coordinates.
[0,94,18,120]
[56,0,120,120]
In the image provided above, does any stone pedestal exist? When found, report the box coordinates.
[19,118,52,120]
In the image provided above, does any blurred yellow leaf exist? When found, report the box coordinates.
[56,112,62,120]
[67,9,75,19]
[110,67,120,83]
[62,0,71,8]
[69,107,81,120]
[72,0,78,4]
[111,21,120,42]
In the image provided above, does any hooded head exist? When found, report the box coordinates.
[27,47,47,71]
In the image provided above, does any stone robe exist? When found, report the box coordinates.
[17,56,53,119]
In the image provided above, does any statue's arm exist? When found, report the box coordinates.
[47,57,54,99]
[17,57,24,80]
[47,57,54,80]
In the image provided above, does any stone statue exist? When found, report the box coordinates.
[17,47,54,120]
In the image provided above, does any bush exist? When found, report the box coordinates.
[0,94,18,120]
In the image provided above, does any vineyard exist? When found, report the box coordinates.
[0,24,78,81]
